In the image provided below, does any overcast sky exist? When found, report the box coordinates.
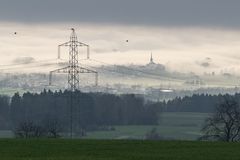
[0,0,240,75]
[0,0,240,27]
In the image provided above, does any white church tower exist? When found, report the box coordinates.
[149,53,155,65]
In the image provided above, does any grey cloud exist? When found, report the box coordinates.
[196,57,213,68]
[93,48,119,53]
[200,62,210,68]
[0,0,240,27]
[13,57,35,64]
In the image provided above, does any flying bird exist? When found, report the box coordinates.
[126,40,129,42]
[14,32,17,35]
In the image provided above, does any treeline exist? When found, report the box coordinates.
[0,90,160,134]
[0,95,10,129]
[163,93,240,113]
[0,90,239,134]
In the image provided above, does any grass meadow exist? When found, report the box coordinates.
[85,112,210,140]
[0,139,239,160]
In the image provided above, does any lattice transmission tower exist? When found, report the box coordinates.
[49,28,98,91]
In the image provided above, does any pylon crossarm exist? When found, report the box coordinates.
[59,41,71,47]
[58,41,71,59]
[75,42,90,59]
[76,66,98,86]
[49,66,70,85]
[50,66,70,74]
[76,41,88,47]
[77,66,97,73]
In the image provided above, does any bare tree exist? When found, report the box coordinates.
[14,121,45,138]
[201,97,240,142]
[44,119,62,138]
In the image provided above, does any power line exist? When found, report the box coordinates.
[0,57,181,84]
[0,62,59,71]
[87,58,181,82]
[0,59,57,68]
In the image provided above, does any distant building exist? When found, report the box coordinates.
[149,53,155,65]
[145,53,165,70]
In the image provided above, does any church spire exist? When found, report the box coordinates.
[149,52,155,64]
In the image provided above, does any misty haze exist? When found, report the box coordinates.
[0,0,240,160]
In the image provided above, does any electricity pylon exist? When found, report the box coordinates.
[57,29,90,60]
[49,28,98,91]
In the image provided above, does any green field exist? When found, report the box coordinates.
[85,112,210,140]
[0,139,239,160]
[0,112,210,140]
